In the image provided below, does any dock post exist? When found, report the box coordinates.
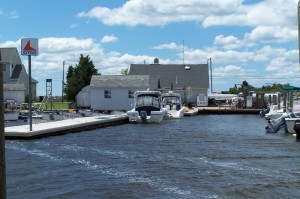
[0,61,7,198]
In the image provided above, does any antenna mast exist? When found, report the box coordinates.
[182,40,185,65]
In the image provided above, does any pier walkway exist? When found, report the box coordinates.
[5,114,128,139]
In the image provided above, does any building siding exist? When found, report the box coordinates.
[91,87,148,111]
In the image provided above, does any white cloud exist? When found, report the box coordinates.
[9,11,18,19]
[100,35,118,43]
[246,26,298,43]
[70,23,79,28]
[213,35,242,49]
[152,42,179,50]
[213,65,248,77]
[77,0,298,45]
[77,0,241,27]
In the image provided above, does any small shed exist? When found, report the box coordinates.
[76,85,91,108]
[90,75,150,111]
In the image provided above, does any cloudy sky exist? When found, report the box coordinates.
[0,0,299,96]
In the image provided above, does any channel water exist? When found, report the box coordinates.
[5,114,300,198]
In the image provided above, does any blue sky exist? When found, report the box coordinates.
[0,0,299,96]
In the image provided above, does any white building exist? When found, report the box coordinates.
[89,75,149,111]
[0,48,38,102]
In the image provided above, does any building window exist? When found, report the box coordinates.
[2,64,6,71]
[104,90,111,98]
[128,90,134,98]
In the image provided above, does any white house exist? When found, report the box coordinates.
[0,48,38,102]
[89,75,150,111]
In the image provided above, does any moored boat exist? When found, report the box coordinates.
[127,90,166,123]
[4,110,20,121]
[162,91,184,119]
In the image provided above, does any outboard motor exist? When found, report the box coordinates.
[140,111,147,123]
[293,120,300,141]
[265,112,288,133]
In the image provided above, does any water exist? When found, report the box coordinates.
[5,115,300,198]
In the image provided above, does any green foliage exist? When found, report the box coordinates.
[121,68,128,75]
[64,54,99,101]
[228,80,289,93]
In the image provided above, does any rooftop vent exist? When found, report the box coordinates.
[154,58,159,64]
[185,65,190,70]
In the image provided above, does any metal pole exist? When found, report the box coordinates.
[0,62,7,199]
[210,58,213,93]
[28,55,32,131]
[62,61,65,103]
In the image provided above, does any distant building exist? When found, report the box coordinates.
[129,58,209,105]
[3,83,26,104]
[0,48,38,103]
[76,85,91,108]
[88,75,150,111]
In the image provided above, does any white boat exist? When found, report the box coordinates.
[162,91,184,119]
[127,90,166,123]
[4,110,20,121]
[284,112,300,134]
[264,103,284,120]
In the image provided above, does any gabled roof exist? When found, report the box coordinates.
[0,48,19,63]
[129,63,209,89]
[90,75,149,88]
[11,64,22,79]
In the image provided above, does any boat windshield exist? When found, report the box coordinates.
[136,96,160,108]
[163,96,180,104]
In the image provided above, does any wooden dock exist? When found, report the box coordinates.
[197,107,261,114]
[183,107,261,115]
[5,114,129,139]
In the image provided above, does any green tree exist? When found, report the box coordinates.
[121,68,128,75]
[65,54,99,101]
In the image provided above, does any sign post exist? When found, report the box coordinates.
[21,38,38,131]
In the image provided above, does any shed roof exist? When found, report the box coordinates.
[90,75,149,88]
[129,64,209,90]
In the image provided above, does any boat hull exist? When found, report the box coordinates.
[127,110,165,123]
[165,108,185,119]
[4,111,20,121]
[285,118,299,134]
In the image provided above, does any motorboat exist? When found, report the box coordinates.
[265,111,300,134]
[127,90,166,123]
[162,91,184,119]
[4,110,20,121]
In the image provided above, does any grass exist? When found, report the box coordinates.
[24,101,73,110]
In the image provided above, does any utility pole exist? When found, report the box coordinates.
[0,63,7,198]
[62,61,65,103]
[207,58,213,94]
[210,58,213,94]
